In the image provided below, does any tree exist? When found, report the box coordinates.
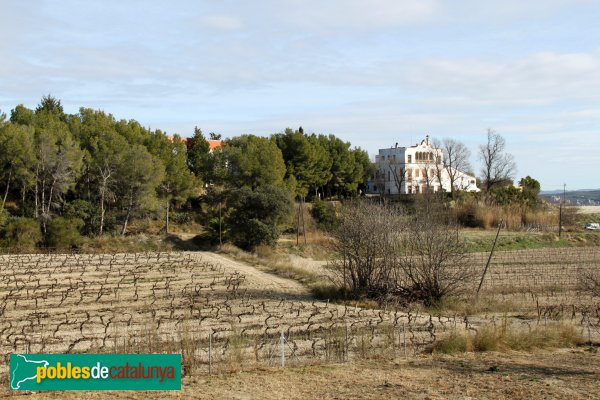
[317,135,370,197]
[479,129,516,191]
[35,94,66,121]
[90,127,129,234]
[33,115,84,232]
[310,199,338,231]
[272,128,331,197]
[350,146,374,195]
[382,154,406,194]
[10,104,35,126]
[223,135,287,190]
[225,185,293,250]
[0,109,6,126]
[74,108,128,234]
[519,175,540,194]
[116,144,164,235]
[209,132,222,140]
[0,123,36,209]
[439,138,472,195]
[187,127,211,183]
[146,130,196,233]
[518,175,541,207]
[45,217,84,249]
[0,218,42,251]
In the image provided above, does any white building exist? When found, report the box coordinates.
[367,136,480,195]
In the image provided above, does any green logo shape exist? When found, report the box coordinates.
[10,354,181,391]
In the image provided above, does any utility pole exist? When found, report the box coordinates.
[218,201,222,246]
[559,183,566,238]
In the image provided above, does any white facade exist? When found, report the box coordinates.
[367,136,480,195]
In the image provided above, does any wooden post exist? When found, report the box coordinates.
[301,196,307,245]
[280,331,285,368]
[402,323,407,357]
[296,198,301,246]
[209,331,212,375]
[218,202,222,246]
[476,220,503,296]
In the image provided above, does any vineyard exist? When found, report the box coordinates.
[0,248,599,382]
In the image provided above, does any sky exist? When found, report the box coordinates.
[1,0,599,190]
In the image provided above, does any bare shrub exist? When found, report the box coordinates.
[578,269,600,297]
[330,199,474,305]
[395,200,475,305]
[329,201,403,298]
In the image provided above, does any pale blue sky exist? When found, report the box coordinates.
[1,0,599,190]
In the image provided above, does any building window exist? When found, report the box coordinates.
[415,169,419,177]
[408,155,412,163]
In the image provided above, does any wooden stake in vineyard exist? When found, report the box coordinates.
[476,219,503,296]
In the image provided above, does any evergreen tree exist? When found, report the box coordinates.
[0,123,36,209]
[223,134,287,190]
[187,126,211,183]
[116,144,164,235]
[272,128,331,197]
[146,130,196,233]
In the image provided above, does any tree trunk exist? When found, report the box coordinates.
[2,169,11,209]
[34,166,39,218]
[99,184,106,235]
[121,207,131,236]
[47,179,56,216]
[121,193,133,236]
[165,200,170,234]
[41,176,47,233]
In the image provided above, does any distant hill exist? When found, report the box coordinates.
[540,189,600,205]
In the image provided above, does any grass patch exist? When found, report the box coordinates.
[462,229,600,252]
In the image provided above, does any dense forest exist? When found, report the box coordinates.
[0,96,372,250]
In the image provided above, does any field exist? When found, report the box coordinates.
[1,247,599,398]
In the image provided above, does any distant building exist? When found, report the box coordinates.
[206,139,222,152]
[184,138,223,153]
[367,136,479,195]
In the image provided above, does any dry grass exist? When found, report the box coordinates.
[218,243,327,288]
[434,321,584,354]
[454,202,560,230]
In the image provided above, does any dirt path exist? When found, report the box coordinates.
[189,251,311,297]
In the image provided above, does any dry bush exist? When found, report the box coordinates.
[329,201,403,298]
[330,199,474,305]
[394,199,475,306]
[578,270,600,297]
